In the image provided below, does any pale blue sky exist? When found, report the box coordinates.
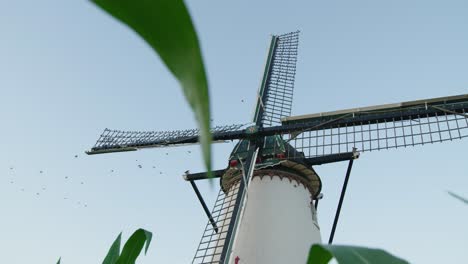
[0,1,467,263]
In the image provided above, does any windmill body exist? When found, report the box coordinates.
[87,31,468,263]
[219,137,323,263]
[226,170,322,263]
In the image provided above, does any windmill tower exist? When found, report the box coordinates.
[87,31,468,264]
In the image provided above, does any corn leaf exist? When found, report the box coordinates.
[92,0,212,176]
[307,244,409,264]
[115,229,152,264]
[102,232,122,264]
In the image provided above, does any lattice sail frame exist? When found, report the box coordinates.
[282,95,468,158]
[254,31,299,127]
[88,123,250,154]
[260,31,300,127]
[192,183,240,264]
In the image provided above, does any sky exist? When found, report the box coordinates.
[0,0,467,263]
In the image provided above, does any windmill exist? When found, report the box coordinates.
[87,31,468,264]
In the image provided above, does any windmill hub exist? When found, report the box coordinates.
[244,125,259,135]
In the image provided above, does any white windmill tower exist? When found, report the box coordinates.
[87,31,468,264]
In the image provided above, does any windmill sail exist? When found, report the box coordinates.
[86,123,250,154]
[253,31,300,127]
[281,94,468,158]
[192,184,240,264]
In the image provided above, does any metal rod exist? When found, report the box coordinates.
[431,105,468,118]
[328,159,354,244]
[189,180,219,233]
[183,169,225,181]
[304,151,359,166]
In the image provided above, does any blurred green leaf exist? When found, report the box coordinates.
[447,191,468,205]
[307,244,409,264]
[92,0,212,176]
[115,229,152,264]
[102,232,122,264]
[56,257,61,264]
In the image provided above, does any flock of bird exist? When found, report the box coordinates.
[5,100,247,209]
[5,148,200,207]
[6,155,90,207]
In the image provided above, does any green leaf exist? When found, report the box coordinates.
[56,257,61,264]
[115,229,152,264]
[307,244,409,264]
[447,191,468,205]
[92,0,212,176]
[102,232,122,264]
